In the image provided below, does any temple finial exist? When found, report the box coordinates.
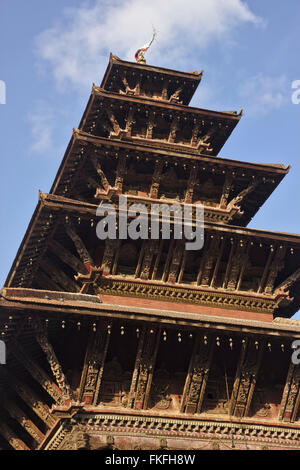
[135,27,157,64]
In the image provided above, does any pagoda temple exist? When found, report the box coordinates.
[1,54,300,451]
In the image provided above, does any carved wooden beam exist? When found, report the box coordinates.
[65,222,94,268]
[151,240,164,280]
[257,246,274,294]
[222,238,235,289]
[12,342,64,405]
[79,320,111,405]
[168,115,180,143]
[276,268,300,294]
[149,159,164,199]
[162,239,175,282]
[114,155,127,192]
[220,174,234,208]
[279,363,300,422]
[177,250,187,284]
[161,79,168,100]
[36,329,72,400]
[210,237,225,288]
[128,326,161,410]
[1,393,44,445]
[190,119,200,147]
[0,421,29,450]
[169,87,183,104]
[6,372,56,428]
[198,235,221,287]
[229,338,263,418]
[101,239,120,276]
[226,240,249,291]
[146,111,156,140]
[48,239,87,275]
[106,108,121,136]
[181,333,215,414]
[91,155,110,190]
[168,241,184,283]
[185,165,198,204]
[135,241,146,278]
[264,246,286,294]
[140,240,160,280]
[227,181,258,210]
[125,107,135,136]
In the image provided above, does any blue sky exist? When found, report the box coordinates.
[1,1,300,315]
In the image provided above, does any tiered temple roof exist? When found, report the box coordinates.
[1,55,300,451]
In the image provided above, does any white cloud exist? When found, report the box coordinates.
[239,74,288,115]
[28,102,55,154]
[35,0,261,92]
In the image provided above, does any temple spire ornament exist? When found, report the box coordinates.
[135,27,156,64]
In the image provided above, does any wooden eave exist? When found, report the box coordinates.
[79,87,241,131]
[50,130,289,200]
[4,193,300,298]
[1,287,300,339]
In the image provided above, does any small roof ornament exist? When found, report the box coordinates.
[135,27,157,64]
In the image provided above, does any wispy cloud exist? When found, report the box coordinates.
[28,101,55,154]
[35,0,261,92]
[239,74,288,115]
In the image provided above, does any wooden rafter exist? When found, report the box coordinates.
[12,342,64,405]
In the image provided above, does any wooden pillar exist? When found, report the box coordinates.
[128,326,161,410]
[229,338,263,418]
[181,333,215,414]
[79,320,111,405]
